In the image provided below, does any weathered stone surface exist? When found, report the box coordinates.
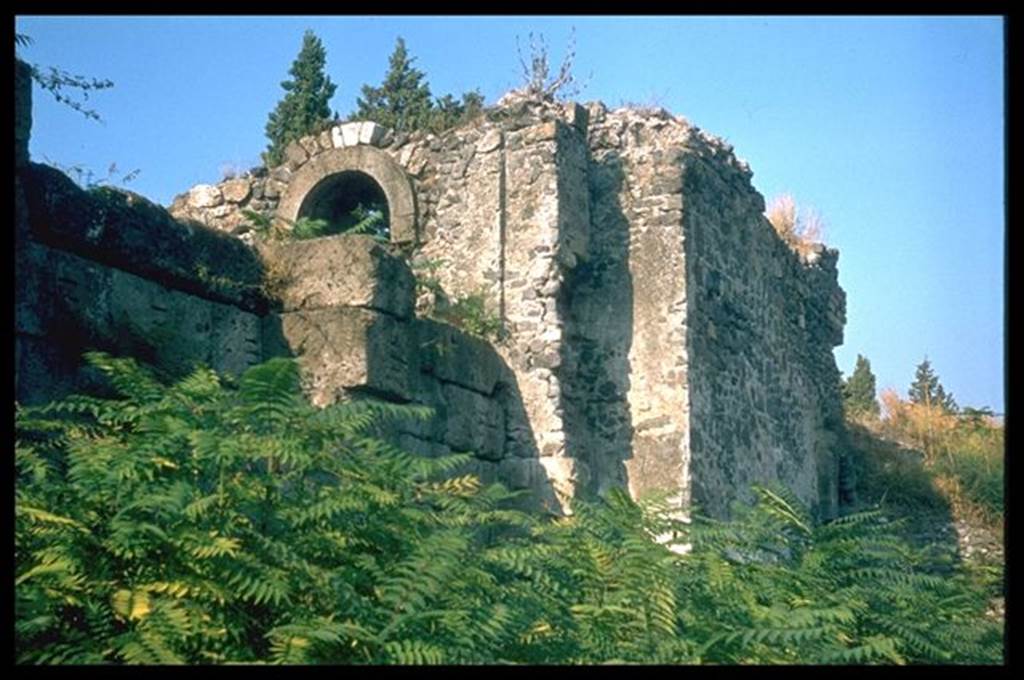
[359,121,385,146]
[299,135,320,157]
[524,120,558,144]
[476,129,503,153]
[266,307,415,407]
[257,234,415,319]
[284,140,309,167]
[440,382,505,459]
[331,125,345,149]
[15,241,262,404]
[317,129,333,152]
[263,181,282,199]
[498,458,544,490]
[341,122,362,147]
[414,319,503,396]
[396,433,451,460]
[21,163,267,312]
[188,184,223,208]
[221,178,251,204]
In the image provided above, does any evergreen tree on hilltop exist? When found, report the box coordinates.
[842,354,880,416]
[354,37,434,132]
[908,357,958,413]
[264,30,337,167]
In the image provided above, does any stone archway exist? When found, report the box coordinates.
[277,145,417,244]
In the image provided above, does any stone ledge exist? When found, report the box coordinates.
[21,163,268,314]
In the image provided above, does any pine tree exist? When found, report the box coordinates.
[908,357,958,413]
[264,30,337,167]
[842,354,879,416]
[354,37,434,132]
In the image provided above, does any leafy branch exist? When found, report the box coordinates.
[17,34,114,122]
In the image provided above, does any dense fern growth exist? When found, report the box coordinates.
[15,354,529,664]
[484,488,1001,665]
[676,487,1002,664]
[15,356,1001,664]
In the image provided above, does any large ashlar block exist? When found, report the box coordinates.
[440,381,505,460]
[266,307,415,407]
[257,234,415,319]
[22,242,261,379]
[414,318,503,396]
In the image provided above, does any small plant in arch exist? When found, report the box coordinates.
[242,203,389,243]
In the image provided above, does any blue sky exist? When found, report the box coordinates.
[15,15,1005,413]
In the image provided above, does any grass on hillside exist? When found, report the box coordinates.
[843,402,1004,619]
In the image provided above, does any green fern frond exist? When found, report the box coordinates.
[383,638,445,665]
[83,351,166,403]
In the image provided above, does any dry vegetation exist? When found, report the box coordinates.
[765,194,825,259]
[849,389,1004,540]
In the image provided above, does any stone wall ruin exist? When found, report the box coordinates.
[16,60,850,520]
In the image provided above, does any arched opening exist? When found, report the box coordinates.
[278,146,417,244]
[297,170,391,240]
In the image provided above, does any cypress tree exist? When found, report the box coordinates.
[264,30,337,167]
[354,37,483,133]
[908,357,958,413]
[354,37,434,132]
[842,354,879,416]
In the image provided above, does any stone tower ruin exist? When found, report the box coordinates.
[15,60,849,519]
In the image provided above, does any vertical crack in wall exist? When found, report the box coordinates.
[498,143,507,329]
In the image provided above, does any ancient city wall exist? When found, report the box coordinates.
[672,128,848,520]
[15,167,561,508]
[18,56,850,519]
[16,162,267,405]
[15,63,560,509]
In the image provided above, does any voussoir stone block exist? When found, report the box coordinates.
[256,234,415,319]
[359,121,385,146]
[341,122,362,147]
[331,125,345,149]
